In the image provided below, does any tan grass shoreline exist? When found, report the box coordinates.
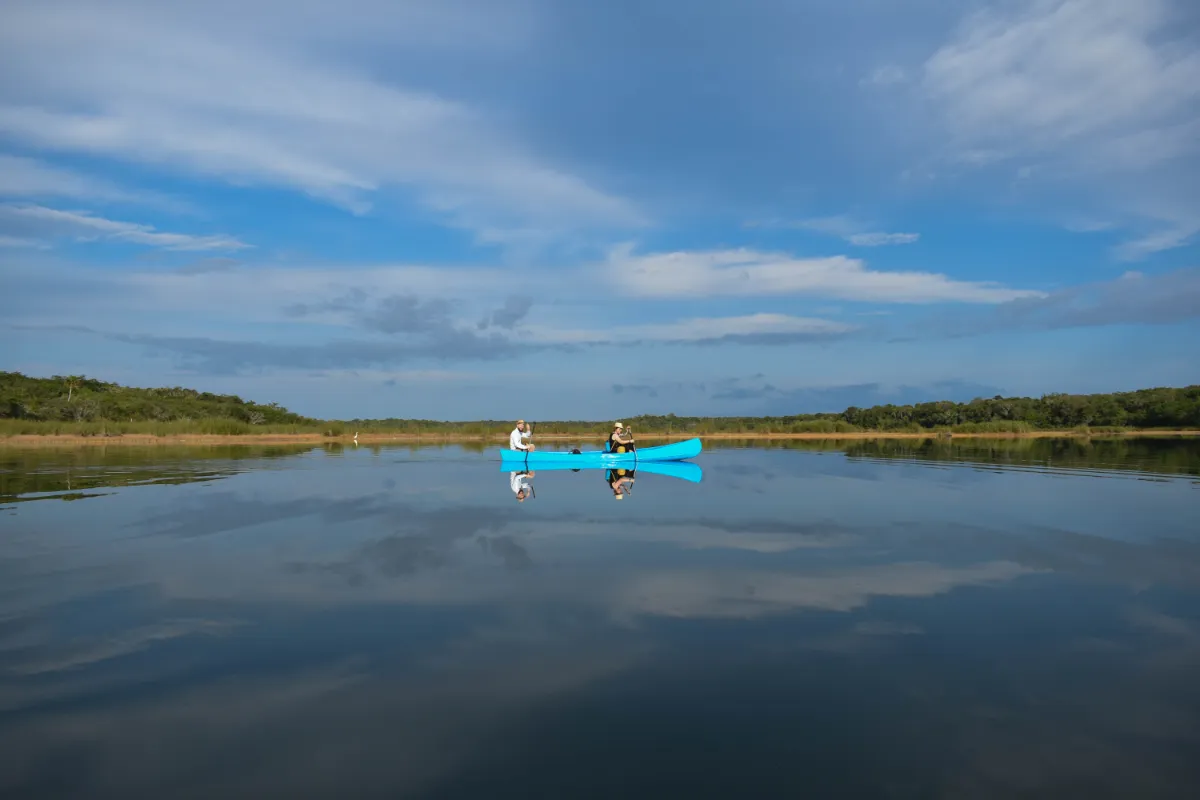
[2,430,1198,448]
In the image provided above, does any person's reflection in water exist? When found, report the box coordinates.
[509,470,535,502]
[605,467,635,499]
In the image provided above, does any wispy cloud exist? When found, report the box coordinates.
[478,295,534,331]
[284,290,537,340]
[0,1,641,242]
[847,232,920,247]
[860,65,907,87]
[0,154,162,206]
[2,260,525,330]
[10,324,540,375]
[7,619,241,677]
[0,204,249,251]
[613,561,1035,620]
[637,313,855,345]
[360,295,456,336]
[606,246,1042,303]
[612,384,659,398]
[749,215,920,247]
[0,234,49,249]
[922,0,1198,163]
[917,268,1200,338]
[917,0,1200,258]
[523,313,856,346]
[282,289,371,321]
[175,257,241,275]
[1061,216,1116,234]
[8,307,855,377]
[707,379,1009,412]
[1115,231,1198,262]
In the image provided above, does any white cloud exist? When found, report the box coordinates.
[847,232,920,247]
[0,154,152,204]
[542,522,859,555]
[1,258,524,330]
[1061,216,1115,233]
[919,0,1200,258]
[605,246,1045,303]
[861,64,908,87]
[0,234,48,248]
[922,0,1198,160]
[639,313,852,340]
[790,216,862,237]
[611,561,1036,620]
[1112,222,1200,262]
[760,215,920,247]
[7,619,241,677]
[129,264,512,321]
[336,368,490,384]
[0,2,640,240]
[10,244,1037,339]
[0,204,250,251]
[522,313,856,345]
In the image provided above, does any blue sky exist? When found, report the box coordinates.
[2,0,1198,420]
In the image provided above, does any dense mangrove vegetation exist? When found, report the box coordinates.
[2,371,1198,437]
[1,372,314,428]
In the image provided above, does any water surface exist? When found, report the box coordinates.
[2,438,1199,798]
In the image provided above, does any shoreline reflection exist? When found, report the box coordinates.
[1,441,1197,797]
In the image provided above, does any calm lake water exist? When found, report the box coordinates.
[2,437,1199,798]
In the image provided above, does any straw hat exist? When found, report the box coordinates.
[613,421,623,428]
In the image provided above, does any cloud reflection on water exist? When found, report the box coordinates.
[1,442,1199,796]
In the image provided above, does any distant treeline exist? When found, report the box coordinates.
[0,371,317,434]
[346,384,1200,434]
[2,371,1198,436]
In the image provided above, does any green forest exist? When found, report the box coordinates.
[2,371,1198,437]
[0,372,318,435]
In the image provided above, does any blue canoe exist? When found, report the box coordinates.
[501,458,703,483]
[498,436,702,467]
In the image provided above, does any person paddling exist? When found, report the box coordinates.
[607,421,635,453]
[509,419,534,452]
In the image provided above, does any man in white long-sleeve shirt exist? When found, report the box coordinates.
[509,419,534,451]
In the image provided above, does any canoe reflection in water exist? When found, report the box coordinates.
[502,459,702,501]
